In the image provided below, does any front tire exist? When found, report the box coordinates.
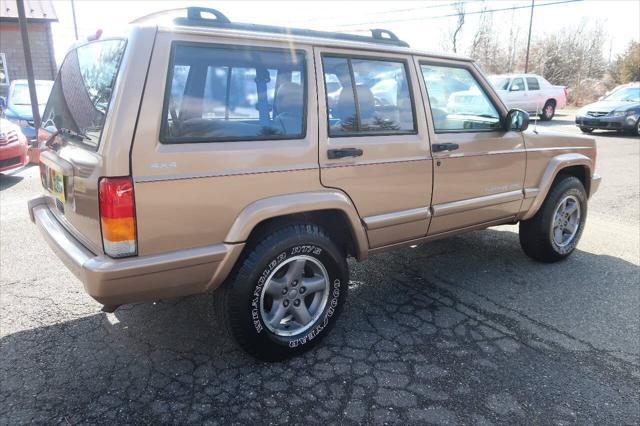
[219,224,348,361]
[540,100,556,121]
[519,176,587,262]
[579,126,594,133]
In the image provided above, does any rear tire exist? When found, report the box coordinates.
[519,176,587,262]
[218,224,348,361]
[579,126,594,133]
[540,100,556,121]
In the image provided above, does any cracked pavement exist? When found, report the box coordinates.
[1,118,639,424]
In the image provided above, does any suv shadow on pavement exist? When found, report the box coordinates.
[0,173,25,191]
[1,229,638,425]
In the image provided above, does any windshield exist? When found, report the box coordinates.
[11,82,53,105]
[604,87,640,102]
[42,39,126,150]
[489,77,510,90]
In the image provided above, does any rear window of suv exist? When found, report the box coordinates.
[42,39,126,151]
[161,43,307,143]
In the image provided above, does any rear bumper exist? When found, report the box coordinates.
[28,197,243,305]
[0,142,28,172]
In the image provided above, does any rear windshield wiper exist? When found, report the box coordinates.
[44,127,91,150]
[60,127,91,141]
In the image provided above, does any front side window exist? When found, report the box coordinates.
[322,55,415,136]
[162,44,306,143]
[526,77,540,91]
[420,64,501,132]
[489,76,510,90]
[510,77,525,91]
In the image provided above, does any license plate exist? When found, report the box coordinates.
[42,166,66,203]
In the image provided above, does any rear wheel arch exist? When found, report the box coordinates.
[244,209,360,259]
[224,191,369,261]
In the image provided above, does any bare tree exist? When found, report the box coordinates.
[451,2,465,54]
[468,7,511,74]
[506,9,522,73]
[521,20,608,104]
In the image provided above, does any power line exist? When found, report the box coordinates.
[299,1,470,23]
[328,0,582,29]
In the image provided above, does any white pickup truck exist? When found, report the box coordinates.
[489,74,567,121]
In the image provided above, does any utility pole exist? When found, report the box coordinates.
[70,0,79,40]
[524,0,535,73]
[16,0,40,131]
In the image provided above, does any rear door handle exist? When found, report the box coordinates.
[327,148,364,159]
[431,143,459,153]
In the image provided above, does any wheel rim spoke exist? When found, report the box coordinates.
[554,227,564,244]
[565,202,578,215]
[264,277,287,298]
[291,303,312,325]
[267,301,288,328]
[283,258,306,282]
[301,275,326,294]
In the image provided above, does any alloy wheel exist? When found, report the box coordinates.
[259,255,330,337]
[551,195,581,247]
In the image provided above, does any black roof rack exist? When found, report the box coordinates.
[173,7,410,48]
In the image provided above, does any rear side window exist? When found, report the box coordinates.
[161,44,306,143]
[322,55,415,137]
[42,39,126,150]
[526,77,540,90]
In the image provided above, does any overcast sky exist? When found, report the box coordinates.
[50,0,640,64]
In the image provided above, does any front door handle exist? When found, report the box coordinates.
[431,143,459,153]
[327,148,364,159]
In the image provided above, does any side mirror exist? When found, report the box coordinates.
[505,108,529,132]
[510,85,521,92]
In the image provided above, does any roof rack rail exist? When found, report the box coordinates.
[172,7,410,48]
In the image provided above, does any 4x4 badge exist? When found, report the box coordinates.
[150,162,177,169]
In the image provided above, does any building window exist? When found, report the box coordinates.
[0,53,9,85]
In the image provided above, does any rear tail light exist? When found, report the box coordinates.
[99,177,137,258]
[564,88,568,98]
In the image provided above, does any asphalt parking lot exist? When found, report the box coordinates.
[1,112,638,424]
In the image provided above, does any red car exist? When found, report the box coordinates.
[0,118,29,173]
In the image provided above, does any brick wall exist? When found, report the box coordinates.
[0,22,57,97]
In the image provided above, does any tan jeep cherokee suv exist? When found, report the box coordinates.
[29,8,600,361]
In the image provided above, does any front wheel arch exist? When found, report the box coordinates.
[521,154,593,221]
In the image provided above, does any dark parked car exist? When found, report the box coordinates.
[575,84,640,135]
[3,79,53,141]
